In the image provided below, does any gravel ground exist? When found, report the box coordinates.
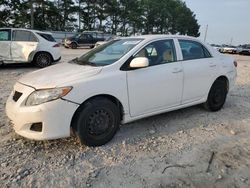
[0,48,250,188]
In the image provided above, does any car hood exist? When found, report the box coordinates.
[18,62,102,89]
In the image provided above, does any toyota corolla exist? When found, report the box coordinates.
[6,35,237,146]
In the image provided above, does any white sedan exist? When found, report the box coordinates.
[0,28,61,67]
[6,35,237,146]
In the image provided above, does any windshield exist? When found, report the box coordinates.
[73,38,143,66]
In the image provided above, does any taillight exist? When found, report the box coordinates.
[233,60,237,67]
[53,43,60,47]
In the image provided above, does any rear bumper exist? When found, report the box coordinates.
[54,56,61,62]
[227,69,237,91]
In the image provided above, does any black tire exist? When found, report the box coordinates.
[73,97,120,147]
[34,52,52,68]
[71,43,77,49]
[203,79,228,111]
[90,45,95,49]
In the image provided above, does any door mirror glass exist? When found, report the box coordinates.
[130,57,149,68]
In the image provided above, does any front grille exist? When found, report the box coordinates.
[13,91,22,102]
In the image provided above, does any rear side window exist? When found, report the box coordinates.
[80,34,92,40]
[37,33,56,42]
[0,29,11,41]
[97,33,104,39]
[13,30,37,42]
[179,40,211,60]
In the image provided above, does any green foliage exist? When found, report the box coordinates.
[0,0,200,36]
[0,0,13,27]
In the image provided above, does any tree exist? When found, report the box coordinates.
[0,0,200,36]
[140,0,200,36]
[55,0,78,31]
[0,0,12,27]
[79,0,96,31]
[173,1,200,37]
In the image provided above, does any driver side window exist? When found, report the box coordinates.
[80,34,92,40]
[135,40,176,66]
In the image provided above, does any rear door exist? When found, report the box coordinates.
[0,29,11,61]
[178,39,217,104]
[11,30,38,62]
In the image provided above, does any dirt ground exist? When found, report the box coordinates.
[0,47,250,188]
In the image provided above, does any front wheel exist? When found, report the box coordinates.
[73,97,120,147]
[203,79,228,111]
[71,43,77,49]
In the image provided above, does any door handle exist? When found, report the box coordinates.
[209,64,216,67]
[172,69,183,73]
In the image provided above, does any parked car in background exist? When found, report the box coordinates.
[62,31,112,49]
[220,45,237,54]
[210,44,222,52]
[238,46,250,55]
[6,35,237,146]
[94,41,107,48]
[0,28,61,67]
[94,36,118,48]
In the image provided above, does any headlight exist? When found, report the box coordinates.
[25,87,72,106]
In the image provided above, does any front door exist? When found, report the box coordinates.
[127,39,183,117]
[11,30,38,62]
[79,34,93,46]
[0,29,11,61]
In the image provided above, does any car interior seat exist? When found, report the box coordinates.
[162,49,174,62]
[136,48,149,58]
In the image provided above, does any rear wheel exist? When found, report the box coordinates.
[203,79,228,111]
[73,97,120,146]
[34,52,52,68]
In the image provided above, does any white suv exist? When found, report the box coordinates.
[0,28,61,67]
[6,35,237,146]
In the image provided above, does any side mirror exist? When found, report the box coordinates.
[129,57,149,69]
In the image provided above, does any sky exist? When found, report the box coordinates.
[184,0,250,45]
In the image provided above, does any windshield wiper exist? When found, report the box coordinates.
[70,57,79,64]
[81,61,98,66]
[70,58,98,66]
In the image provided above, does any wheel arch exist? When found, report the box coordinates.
[215,75,229,92]
[210,75,229,93]
[32,51,54,62]
[70,41,78,46]
[70,94,124,132]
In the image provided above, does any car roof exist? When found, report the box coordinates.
[124,34,198,41]
[83,31,103,33]
[0,28,52,35]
